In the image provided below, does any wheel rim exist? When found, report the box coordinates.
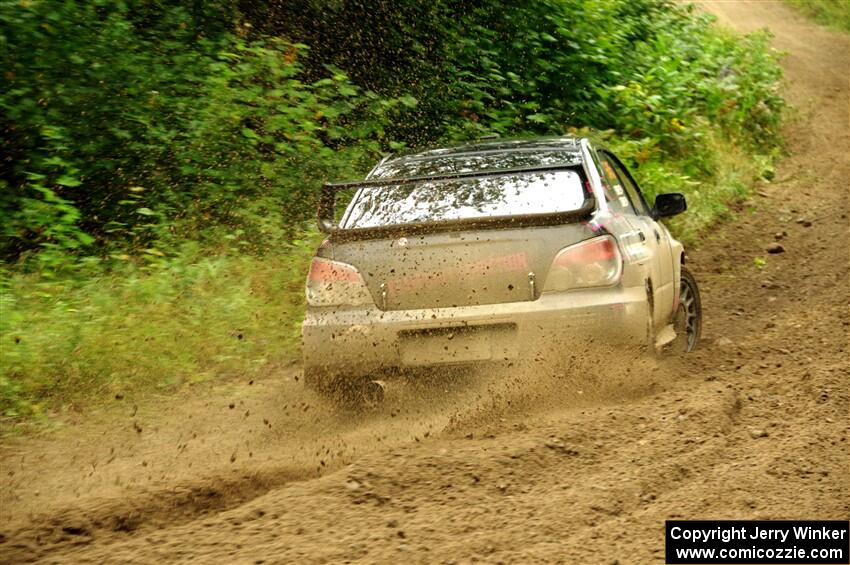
[674,277,700,352]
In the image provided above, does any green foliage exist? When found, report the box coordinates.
[2,2,205,259]
[785,0,850,32]
[440,2,783,160]
[0,1,397,262]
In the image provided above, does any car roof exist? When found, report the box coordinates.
[371,136,586,180]
[406,136,583,158]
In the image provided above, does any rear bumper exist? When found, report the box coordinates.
[302,285,647,377]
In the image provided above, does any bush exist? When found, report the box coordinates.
[0,1,401,263]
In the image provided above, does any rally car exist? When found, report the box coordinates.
[301,136,702,398]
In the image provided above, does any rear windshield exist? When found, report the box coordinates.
[342,169,588,229]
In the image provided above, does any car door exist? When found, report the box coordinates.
[599,151,676,328]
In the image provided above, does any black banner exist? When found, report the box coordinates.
[666,520,849,564]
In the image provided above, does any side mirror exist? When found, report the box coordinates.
[653,193,687,218]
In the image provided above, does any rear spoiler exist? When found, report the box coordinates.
[318,163,590,235]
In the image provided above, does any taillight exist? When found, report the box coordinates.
[542,235,622,292]
[306,257,373,307]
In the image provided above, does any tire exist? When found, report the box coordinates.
[303,366,334,394]
[673,266,702,352]
[303,367,385,405]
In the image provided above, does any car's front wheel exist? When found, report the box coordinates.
[672,266,702,352]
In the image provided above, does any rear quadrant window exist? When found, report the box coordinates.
[601,153,650,216]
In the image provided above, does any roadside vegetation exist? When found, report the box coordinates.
[784,0,850,32]
[0,0,784,423]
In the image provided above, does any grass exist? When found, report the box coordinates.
[784,0,850,32]
[662,141,775,245]
[0,236,319,424]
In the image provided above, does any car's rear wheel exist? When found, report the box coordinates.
[303,366,333,395]
[303,367,385,406]
[672,266,702,352]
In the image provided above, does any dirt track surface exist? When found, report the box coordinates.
[1,2,848,563]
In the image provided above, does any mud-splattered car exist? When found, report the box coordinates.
[302,137,701,398]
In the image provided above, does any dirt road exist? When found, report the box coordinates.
[1,1,848,563]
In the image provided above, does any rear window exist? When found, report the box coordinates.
[342,169,588,229]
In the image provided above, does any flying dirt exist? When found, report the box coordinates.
[0,1,848,563]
